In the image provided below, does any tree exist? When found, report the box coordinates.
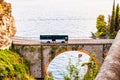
[96,15,106,38]
[110,0,115,33]
[115,4,119,31]
[94,0,120,39]
[109,0,120,38]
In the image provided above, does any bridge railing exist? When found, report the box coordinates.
[95,30,120,80]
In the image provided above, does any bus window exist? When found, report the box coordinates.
[40,35,68,43]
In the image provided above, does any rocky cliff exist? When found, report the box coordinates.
[0,0,16,49]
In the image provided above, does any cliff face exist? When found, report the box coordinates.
[0,0,16,49]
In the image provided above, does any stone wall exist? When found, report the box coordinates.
[13,46,42,78]
[13,44,111,78]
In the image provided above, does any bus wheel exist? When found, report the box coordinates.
[61,41,65,43]
[47,41,50,43]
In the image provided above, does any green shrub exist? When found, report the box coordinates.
[0,49,34,80]
[64,53,100,80]
[44,72,54,80]
[30,46,36,52]
[64,58,81,80]
[82,55,100,80]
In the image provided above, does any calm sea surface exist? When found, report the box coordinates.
[6,0,120,39]
[47,51,90,80]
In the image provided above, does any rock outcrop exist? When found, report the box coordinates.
[0,0,16,49]
[95,31,120,80]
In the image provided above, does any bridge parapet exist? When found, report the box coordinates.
[12,37,113,46]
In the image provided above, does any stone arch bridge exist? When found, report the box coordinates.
[12,37,113,79]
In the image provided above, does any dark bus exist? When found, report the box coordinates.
[40,35,68,43]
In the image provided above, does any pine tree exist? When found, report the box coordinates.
[115,4,119,31]
[110,0,115,33]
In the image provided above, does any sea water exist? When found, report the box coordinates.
[6,0,120,39]
[47,51,90,80]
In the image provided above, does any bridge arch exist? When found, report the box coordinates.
[44,48,100,79]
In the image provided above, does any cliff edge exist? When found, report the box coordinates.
[0,0,16,49]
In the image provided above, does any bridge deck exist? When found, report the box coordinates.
[12,37,113,46]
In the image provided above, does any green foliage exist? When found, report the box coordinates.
[96,15,107,38]
[0,49,34,80]
[115,4,120,31]
[44,72,54,80]
[49,46,69,61]
[91,32,96,39]
[22,46,36,52]
[94,1,120,39]
[64,53,100,80]
[64,58,82,80]
[30,46,36,52]
[23,46,29,51]
[108,0,120,39]
[82,54,100,80]
[96,32,105,37]
[108,32,116,39]
[72,46,79,50]
[49,46,57,60]
[110,0,116,33]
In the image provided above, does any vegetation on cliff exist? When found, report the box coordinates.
[92,0,120,39]
[0,49,34,80]
[0,0,34,80]
[95,15,107,38]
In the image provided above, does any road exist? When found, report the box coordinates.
[12,37,113,46]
